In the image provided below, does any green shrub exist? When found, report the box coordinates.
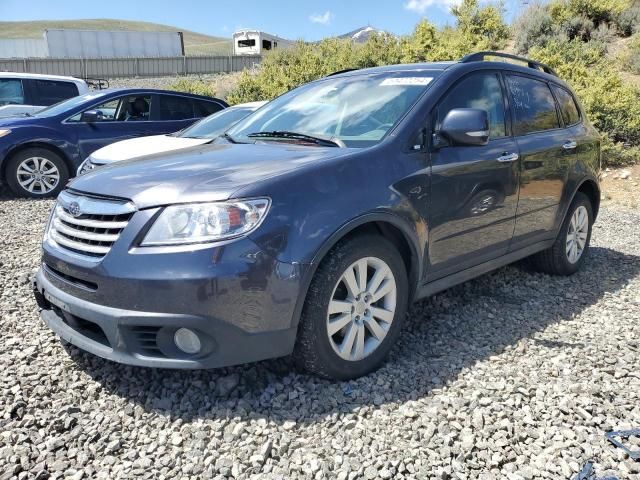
[562,15,595,41]
[550,0,630,26]
[613,3,640,35]
[623,33,640,73]
[169,78,217,98]
[590,23,618,44]
[602,137,640,166]
[513,3,560,54]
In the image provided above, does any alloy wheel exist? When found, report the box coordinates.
[16,157,60,195]
[326,256,397,361]
[566,205,589,264]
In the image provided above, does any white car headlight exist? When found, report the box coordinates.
[141,198,271,246]
[77,157,96,176]
[0,129,11,138]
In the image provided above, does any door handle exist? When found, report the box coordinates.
[563,140,578,150]
[497,152,519,163]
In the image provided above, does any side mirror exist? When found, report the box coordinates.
[439,108,490,147]
[80,110,102,123]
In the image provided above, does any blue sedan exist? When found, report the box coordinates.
[0,88,228,197]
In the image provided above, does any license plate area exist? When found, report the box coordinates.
[44,291,71,313]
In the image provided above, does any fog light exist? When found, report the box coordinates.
[174,328,201,354]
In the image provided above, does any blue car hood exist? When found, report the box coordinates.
[0,115,47,127]
[68,142,353,208]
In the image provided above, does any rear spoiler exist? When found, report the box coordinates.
[84,78,110,90]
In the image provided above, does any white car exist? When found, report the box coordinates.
[0,72,89,118]
[77,101,267,175]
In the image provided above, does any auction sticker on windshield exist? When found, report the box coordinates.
[380,77,433,86]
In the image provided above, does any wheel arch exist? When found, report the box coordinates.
[575,177,601,221]
[291,212,422,330]
[1,142,73,182]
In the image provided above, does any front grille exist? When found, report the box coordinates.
[48,191,136,259]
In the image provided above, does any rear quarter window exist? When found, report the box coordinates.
[34,80,79,106]
[506,75,560,136]
[159,95,195,120]
[551,84,581,126]
[194,100,224,117]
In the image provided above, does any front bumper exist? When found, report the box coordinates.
[34,226,307,368]
[34,267,299,369]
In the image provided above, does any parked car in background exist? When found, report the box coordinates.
[0,88,228,197]
[34,52,601,380]
[77,101,266,175]
[0,72,89,119]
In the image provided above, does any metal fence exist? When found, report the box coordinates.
[0,55,262,78]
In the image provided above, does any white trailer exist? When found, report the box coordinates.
[232,30,291,56]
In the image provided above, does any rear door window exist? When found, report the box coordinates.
[551,84,580,126]
[0,79,25,106]
[437,72,507,139]
[506,75,560,135]
[33,80,79,106]
[159,95,195,120]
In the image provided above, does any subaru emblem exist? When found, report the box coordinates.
[68,202,81,217]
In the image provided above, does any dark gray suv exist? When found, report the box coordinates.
[33,52,601,380]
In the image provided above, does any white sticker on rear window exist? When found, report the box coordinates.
[381,77,433,86]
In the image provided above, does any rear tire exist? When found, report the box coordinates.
[528,192,593,276]
[6,147,68,198]
[293,234,409,380]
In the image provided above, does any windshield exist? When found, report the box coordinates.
[34,91,110,118]
[228,73,434,148]
[179,107,255,139]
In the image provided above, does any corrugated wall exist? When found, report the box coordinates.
[44,30,184,58]
[0,55,261,78]
[0,39,48,58]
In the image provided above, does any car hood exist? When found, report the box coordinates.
[90,134,211,163]
[0,115,45,126]
[69,142,352,208]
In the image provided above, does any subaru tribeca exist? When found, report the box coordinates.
[33,52,601,380]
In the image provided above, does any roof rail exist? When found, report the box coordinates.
[460,51,557,77]
[326,68,359,77]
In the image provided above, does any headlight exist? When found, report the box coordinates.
[0,129,11,138]
[141,198,270,246]
[77,157,96,176]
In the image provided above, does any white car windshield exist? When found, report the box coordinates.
[228,73,434,148]
[179,107,256,139]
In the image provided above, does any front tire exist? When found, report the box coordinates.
[528,192,593,276]
[293,235,409,380]
[6,148,69,198]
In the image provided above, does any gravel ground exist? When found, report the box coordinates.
[1,190,639,480]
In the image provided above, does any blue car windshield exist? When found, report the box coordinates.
[179,107,255,139]
[228,73,435,148]
[34,91,110,118]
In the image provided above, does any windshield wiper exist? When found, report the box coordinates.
[222,132,239,144]
[247,130,345,148]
